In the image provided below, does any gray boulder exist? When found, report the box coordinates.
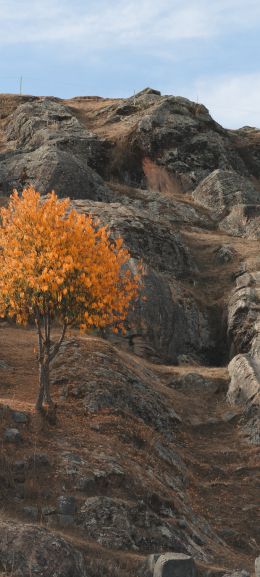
[0,146,110,200]
[153,552,197,577]
[255,557,260,577]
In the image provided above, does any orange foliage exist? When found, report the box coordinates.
[0,187,142,409]
[0,187,140,329]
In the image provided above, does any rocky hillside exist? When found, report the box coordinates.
[0,89,259,577]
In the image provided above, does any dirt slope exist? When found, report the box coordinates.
[0,325,259,576]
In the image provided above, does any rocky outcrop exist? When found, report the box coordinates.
[220,204,260,239]
[192,170,260,220]
[227,272,260,357]
[0,98,110,199]
[2,91,260,197]
[125,97,251,189]
[227,271,260,443]
[72,199,215,364]
[0,520,87,577]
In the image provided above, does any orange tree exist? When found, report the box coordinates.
[0,187,141,410]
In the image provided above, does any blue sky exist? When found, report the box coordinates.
[0,0,260,128]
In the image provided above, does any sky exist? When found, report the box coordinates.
[0,0,260,129]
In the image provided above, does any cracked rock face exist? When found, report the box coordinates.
[192,170,260,220]
[227,272,260,444]
[72,199,214,364]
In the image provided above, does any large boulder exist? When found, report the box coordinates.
[0,146,110,199]
[153,553,197,577]
[78,495,187,552]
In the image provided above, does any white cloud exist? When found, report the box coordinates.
[0,0,259,50]
[194,72,260,128]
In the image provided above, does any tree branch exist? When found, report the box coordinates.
[34,306,44,360]
[49,322,67,362]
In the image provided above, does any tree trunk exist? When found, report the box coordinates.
[36,354,53,411]
[34,313,67,411]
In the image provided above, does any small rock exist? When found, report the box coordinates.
[13,460,26,471]
[76,476,95,492]
[255,557,260,577]
[90,423,101,432]
[177,354,199,366]
[153,553,197,577]
[214,245,235,264]
[57,495,77,515]
[23,506,38,520]
[177,518,187,529]
[4,428,22,443]
[222,411,237,423]
[42,506,56,516]
[60,385,69,400]
[62,452,83,465]
[28,453,50,467]
[12,410,29,424]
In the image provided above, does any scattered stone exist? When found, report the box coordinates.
[4,428,22,443]
[57,495,77,515]
[42,506,56,516]
[214,245,236,264]
[76,475,95,491]
[13,460,26,470]
[28,453,50,467]
[12,410,29,424]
